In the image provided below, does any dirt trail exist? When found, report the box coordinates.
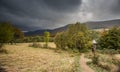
[80,54,94,72]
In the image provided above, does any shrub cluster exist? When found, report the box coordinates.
[98,27,120,50]
[91,53,120,72]
[54,22,93,52]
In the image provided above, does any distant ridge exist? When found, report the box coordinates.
[86,19,120,29]
[25,19,120,36]
[25,24,69,36]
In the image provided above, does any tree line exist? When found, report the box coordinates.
[0,22,120,51]
[54,22,120,52]
[0,22,54,49]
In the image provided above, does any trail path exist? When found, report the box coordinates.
[80,54,94,72]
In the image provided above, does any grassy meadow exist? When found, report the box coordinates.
[0,43,120,72]
[0,43,81,72]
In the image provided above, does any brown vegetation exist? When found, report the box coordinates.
[0,43,80,72]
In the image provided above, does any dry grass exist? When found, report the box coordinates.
[0,43,79,72]
[85,52,120,72]
[35,42,56,48]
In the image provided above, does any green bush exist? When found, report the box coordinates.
[54,22,92,52]
[98,27,120,50]
[23,36,44,43]
[54,32,68,50]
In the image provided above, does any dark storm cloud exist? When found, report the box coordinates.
[111,0,120,14]
[0,0,120,31]
[0,0,81,30]
[43,0,81,12]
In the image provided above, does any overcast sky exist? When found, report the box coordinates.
[0,0,120,30]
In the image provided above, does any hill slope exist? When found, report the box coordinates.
[25,24,69,36]
[86,19,120,29]
[25,19,120,36]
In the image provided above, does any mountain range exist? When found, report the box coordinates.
[25,19,120,36]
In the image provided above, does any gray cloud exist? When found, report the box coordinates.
[111,0,120,14]
[82,0,120,20]
[43,0,81,12]
[0,0,120,31]
[0,0,82,30]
